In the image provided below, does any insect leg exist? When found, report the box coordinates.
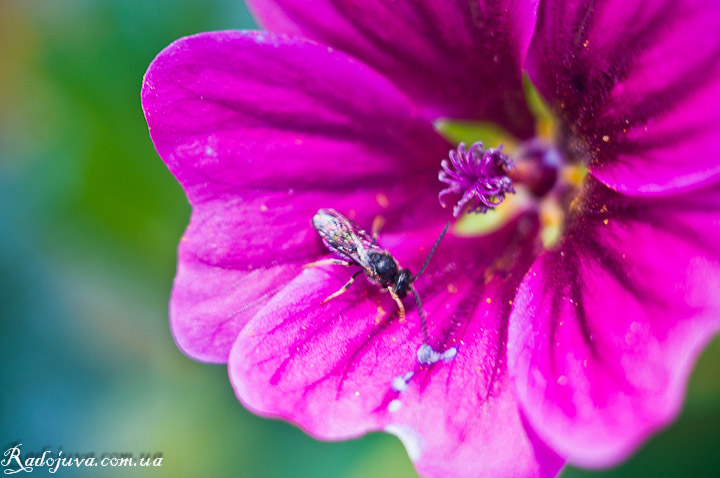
[388,288,406,323]
[304,258,354,269]
[320,269,363,305]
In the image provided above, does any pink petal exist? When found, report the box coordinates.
[508,177,720,466]
[526,0,720,194]
[247,0,539,138]
[230,217,563,477]
[142,31,451,362]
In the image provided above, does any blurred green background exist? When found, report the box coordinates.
[1,1,718,476]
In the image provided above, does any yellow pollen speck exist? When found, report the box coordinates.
[568,196,582,214]
[583,39,589,48]
[603,218,609,225]
[509,300,513,305]
[392,337,397,342]
[374,305,386,325]
[180,236,189,242]
[447,283,459,293]
[485,298,492,304]
[375,192,390,208]
[602,135,610,142]
[460,340,465,345]
[260,204,268,212]
[301,325,307,330]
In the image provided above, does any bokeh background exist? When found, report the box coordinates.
[1,1,719,476]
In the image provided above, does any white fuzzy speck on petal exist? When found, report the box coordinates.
[417,344,458,365]
[388,399,402,413]
[391,371,414,392]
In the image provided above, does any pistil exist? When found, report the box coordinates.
[508,140,561,198]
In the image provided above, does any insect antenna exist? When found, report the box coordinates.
[411,286,429,345]
[413,221,450,281]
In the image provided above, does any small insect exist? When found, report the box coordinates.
[306,208,449,343]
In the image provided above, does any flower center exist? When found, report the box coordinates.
[438,139,565,215]
[436,134,584,248]
[438,142,515,218]
[433,81,595,246]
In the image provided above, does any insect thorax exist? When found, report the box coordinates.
[367,252,399,286]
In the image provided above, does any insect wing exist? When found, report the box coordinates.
[313,209,372,267]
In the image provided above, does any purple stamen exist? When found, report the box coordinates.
[438,142,515,217]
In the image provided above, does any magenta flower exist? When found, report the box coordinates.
[142,1,720,477]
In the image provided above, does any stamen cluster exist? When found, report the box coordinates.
[438,142,515,217]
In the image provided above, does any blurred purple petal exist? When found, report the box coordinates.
[526,0,720,194]
[230,218,563,477]
[247,0,539,137]
[141,31,450,362]
[508,177,720,466]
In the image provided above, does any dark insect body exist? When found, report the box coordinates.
[307,208,449,343]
